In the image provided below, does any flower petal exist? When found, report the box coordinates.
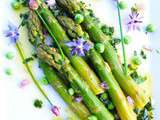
[65,41,77,47]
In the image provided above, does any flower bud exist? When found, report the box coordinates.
[51,106,60,116]
[29,0,39,10]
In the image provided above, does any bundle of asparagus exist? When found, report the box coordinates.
[36,2,105,96]
[56,16,136,120]
[27,11,90,119]
[28,5,112,120]
[22,0,152,119]
[55,0,149,109]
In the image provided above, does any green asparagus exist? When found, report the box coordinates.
[35,3,104,95]
[27,11,90,119]
[40,61,90,119]
[37,44,114,120]
[57,15,137,120]
[55,0,149,109]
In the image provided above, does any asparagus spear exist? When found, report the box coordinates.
[35,3,104,95]
[27,11,91,119]
[40,62,90,119]
[55,0,149,109]
[37,44,114,120]
[57,15,137,120]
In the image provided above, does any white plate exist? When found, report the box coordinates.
[0,0,159,120]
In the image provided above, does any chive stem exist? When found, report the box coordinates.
[116,1,128,75]
[16,42,53,105]
[35,10,65,60]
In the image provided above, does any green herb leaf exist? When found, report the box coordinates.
[23,57,34,64]
[34,99,43,108]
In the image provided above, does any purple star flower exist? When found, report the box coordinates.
[65,38,92,56]
[125,12,143,31]
[4,23,19,43]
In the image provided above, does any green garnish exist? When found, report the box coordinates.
[101,25,114,36]
[135,100,153,120]
[5,52,14,60]
[118,1,127,10]
[130,71,147,84]
[140,50,147,59]
[34,99,43,108]
[74,14,84,24]
[5,68,12,76]
[100,93,108,101]
[95,43,105,53]
[11,1,21,10]
[68,88,75,96]
[124,35,132,45]
[146,24,155,33]
[40,76,49,85]
[107,101,115,110]
[23,57,34,64]
[131,56,142,66]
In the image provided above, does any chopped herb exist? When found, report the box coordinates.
[101,25,114,36]
[34,99,43,108]
[110,38,121,51]
[135,100,153,120]
[107,101,115,110]
[23,57,34,64]
[140,50,147,59]
[130,71,147,84]
[19,12,29,27]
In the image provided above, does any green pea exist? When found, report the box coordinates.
[124,35,132,45]
[5,52,14,60]
[118,1,127,10]
[74,14,84,24]
[11,1,21,10]
[88,115,98,120]
[146,24,155,33]
[95,43,105,53]
[68,88,74,96]
[5,68,12,76]
[100,93,108,100]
